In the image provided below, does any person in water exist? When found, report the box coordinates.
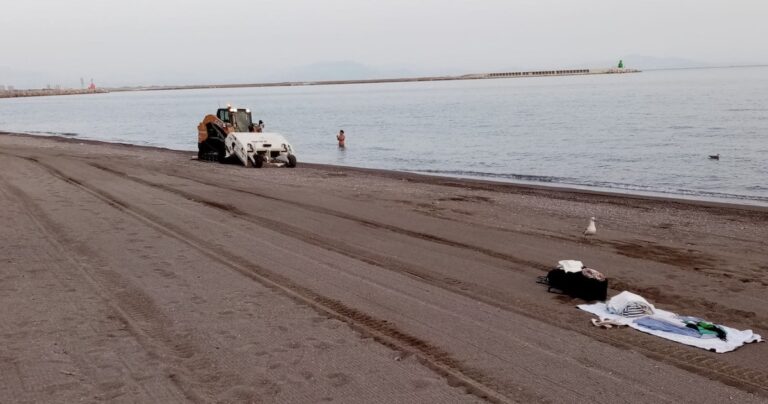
[336,130,346,148]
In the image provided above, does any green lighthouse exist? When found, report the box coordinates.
[618,59,624,68]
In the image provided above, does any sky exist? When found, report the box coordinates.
[1,0,767,88]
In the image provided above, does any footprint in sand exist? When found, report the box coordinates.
[326,372,351,388]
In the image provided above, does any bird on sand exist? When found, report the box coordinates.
[584,217,597,236]
[709,154,720,160]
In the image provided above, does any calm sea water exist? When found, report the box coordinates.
[2,67,767,205]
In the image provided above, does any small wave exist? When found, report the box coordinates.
[581,181,768,203]
[726,108,768,112]
[411,169,768,204]
[412,169,572,184]
[746,185,768,191]
[668,125,694,130]
[27,130,79,137]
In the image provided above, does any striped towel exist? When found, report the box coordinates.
[622,301,654,317]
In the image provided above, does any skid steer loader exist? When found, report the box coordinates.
[197,106,297,168]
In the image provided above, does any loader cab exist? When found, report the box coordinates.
[216,107,254,132]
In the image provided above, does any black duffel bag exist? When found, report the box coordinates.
[541,267,608,302]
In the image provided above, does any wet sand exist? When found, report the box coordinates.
[1,132,766,403]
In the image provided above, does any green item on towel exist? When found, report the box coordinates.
[684,320,727,341]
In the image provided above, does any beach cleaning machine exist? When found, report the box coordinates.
[197,106,297,168]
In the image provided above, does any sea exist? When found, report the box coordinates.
[1,66,767,206]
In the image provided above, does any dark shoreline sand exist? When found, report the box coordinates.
[5,131,768,212]
[1,132,766,403]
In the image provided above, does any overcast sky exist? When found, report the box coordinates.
[2,0,767,87]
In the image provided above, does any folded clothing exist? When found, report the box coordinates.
[557,260,584,273]
[634,317,717,339]
[607,291,655,317]
[687,320,727,341]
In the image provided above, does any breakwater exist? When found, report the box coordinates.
[2,68,640,98]
[0,88,108,99]
[470,67,639,79]
[110,67,641,93]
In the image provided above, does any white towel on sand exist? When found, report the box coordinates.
[578,302,762,353]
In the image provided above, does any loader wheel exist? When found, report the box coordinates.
[287,154,297,168]
[253,154,264,168]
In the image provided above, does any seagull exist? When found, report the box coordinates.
[709,154,720,160]
[584,217,597,236]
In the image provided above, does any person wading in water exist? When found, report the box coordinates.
[336,130,346,148]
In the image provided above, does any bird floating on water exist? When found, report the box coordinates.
[584,217,597,236]
[709,154,720,160]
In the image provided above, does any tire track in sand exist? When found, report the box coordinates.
[98,163,768,325]
[150,166,548,271]
[0,162,206,403]
[19,156,521,403]
[166,165,768,293]
[84,160,768,398]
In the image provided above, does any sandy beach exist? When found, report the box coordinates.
[1,132,766,403]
